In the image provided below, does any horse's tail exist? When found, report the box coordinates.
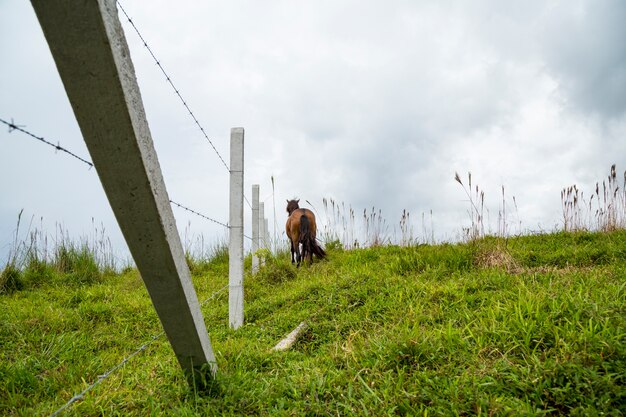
[311,239,326,259]
[299,214,312,258]
[299,214,326,260]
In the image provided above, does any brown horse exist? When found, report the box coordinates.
[286,199,326,267]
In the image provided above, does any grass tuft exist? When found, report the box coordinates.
[0,264,23,293]
[472,238,519,272]
[253,251,297,284]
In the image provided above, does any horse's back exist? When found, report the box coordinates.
[299,209,316,233]
[287,208,317,239]
[295,208,315,221]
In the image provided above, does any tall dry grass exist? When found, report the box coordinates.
[561,164,626,232]
[454,172,485,240]
[321,198,393,248]
[319,198,433,248]
[454,172,521,240]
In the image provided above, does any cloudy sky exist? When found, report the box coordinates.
[2,0,626,263]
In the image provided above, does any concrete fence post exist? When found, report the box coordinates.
[251,184,260,273]
[30,0,217,382]
[259,202,266,250]
[264,218,270,252]
[229,128,244,329]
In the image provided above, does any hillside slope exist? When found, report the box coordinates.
[1,231,625,416]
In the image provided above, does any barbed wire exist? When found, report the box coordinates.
[115,3,257,219]
[116,1,229,172]
[169,201,253,240]
[169,199,251,240]
[1,118,93,168]
[48,284,228,417]
[170,199,229,229]
[2,116,235,233]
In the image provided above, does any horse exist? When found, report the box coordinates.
[285,199,326,267]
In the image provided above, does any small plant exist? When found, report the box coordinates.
[421,210,435,245]
[399,209,412,246]
[325,239,343,252]
[1,210,26,293]
[596,164,626,231]
[561,184,585,232]
[253,250,297,284]
[455,172,485,241]
[254,248,273,266]
[363,206,389,247]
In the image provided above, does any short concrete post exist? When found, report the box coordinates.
[264,218,270,252]
[30,0,217,382]
[229,128,244,329]
[259,202,266,249]
[251,185,260,273]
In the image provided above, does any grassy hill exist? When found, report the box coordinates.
[1,231,625,416]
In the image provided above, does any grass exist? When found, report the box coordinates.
[319,198,424,249]
[561,164,626,233]
[0,214,125,294]
[1,230,625,416]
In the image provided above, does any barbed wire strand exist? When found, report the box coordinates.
[1,118,93,168]
[2,116,233,231]
[170,200,229,229]
[116,1,229,172]
[48,284,228,417]
[170,200,252,240]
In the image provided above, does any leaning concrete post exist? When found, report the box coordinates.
[251,185,260,273]
[229,128,244,329]
[259,202,266,249]
[31,0,217,382]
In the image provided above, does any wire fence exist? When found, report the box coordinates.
[48,284,229,417]
[2,113,238,417]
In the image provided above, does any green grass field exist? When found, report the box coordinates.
[1,231,625,416]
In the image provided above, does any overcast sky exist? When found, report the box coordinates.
[2,0,626,263]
